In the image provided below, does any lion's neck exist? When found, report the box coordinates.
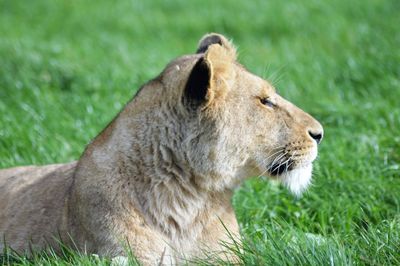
[89,110,236,245]
[121,142,233,244]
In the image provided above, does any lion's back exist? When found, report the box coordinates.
[0,162,77,252]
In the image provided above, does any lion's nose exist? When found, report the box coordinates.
[308,130,323,144]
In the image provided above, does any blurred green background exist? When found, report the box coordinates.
[0,0,399,264]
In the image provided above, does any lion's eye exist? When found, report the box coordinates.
[260,97,276,108]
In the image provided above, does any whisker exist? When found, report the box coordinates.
[256,147,286,168]
[267,151,288,170]
[256,150,287,178]
[255,148,286,179]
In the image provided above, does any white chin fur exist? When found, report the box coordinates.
[281,164,313,196]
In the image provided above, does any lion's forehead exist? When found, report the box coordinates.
[158,54,279,108]
[231,66,275,95]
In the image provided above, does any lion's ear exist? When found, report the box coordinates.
[184,34,236,108]
[184,58,211,105]
[196,33,236,59]
[204,43,235,82]
[185,42,235,108]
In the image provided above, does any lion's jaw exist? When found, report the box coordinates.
[281,164,313,196]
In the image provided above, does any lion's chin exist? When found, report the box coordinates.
[280,164,313,196]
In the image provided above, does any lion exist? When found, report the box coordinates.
[0,33,323,265]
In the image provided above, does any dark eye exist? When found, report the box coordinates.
[260,97,276,108]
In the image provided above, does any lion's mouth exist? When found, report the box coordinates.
[265,160,314,195]
[267,159,295,176]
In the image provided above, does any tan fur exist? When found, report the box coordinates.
[0,33,323,265]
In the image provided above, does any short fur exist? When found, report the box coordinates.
[0,33,323,265]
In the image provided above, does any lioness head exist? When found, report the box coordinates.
[126,33,323,195]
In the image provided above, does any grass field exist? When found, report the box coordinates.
[1,0,399,265]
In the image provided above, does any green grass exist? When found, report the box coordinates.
[1,0,399,265]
